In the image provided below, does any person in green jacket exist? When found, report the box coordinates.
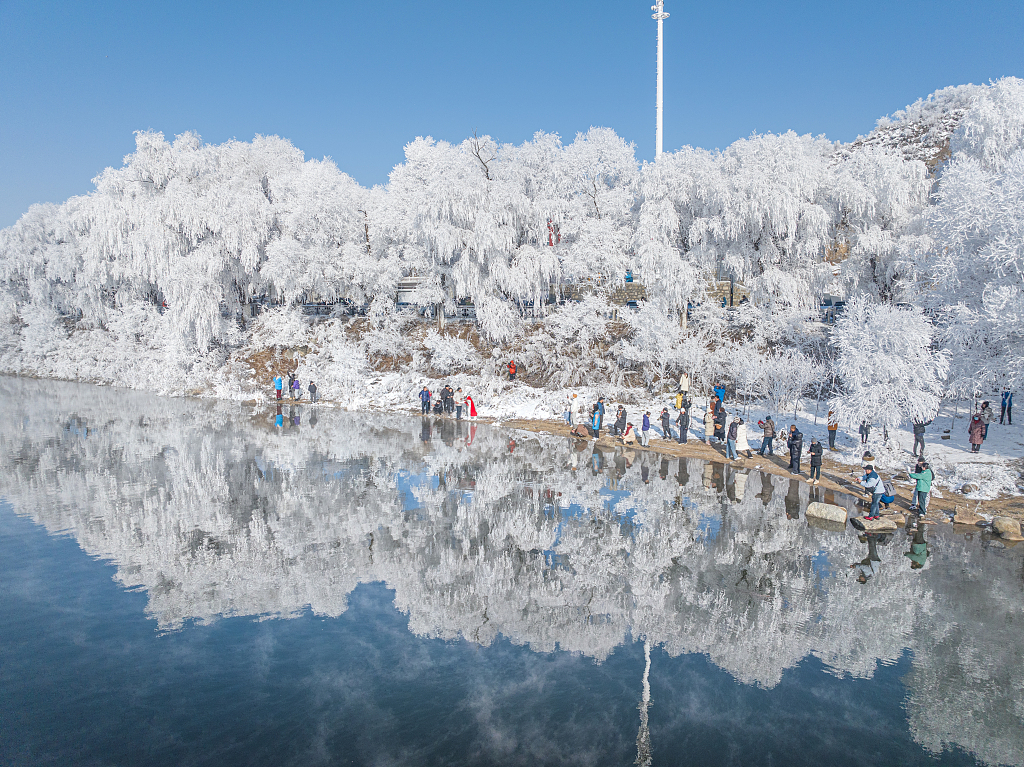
[909,461,934,514]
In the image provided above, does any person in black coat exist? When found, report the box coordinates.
[714,409,727,442]
[808,437,823,484]
[676,408,689,444]
[660,408,672,440]
[613,405,627,437]
[787,424,804,474]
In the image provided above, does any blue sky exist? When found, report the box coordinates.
[1,0,1022,227]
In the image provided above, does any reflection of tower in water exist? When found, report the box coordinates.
[635,639,652,767]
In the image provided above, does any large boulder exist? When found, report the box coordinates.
[806,502,848,524]
[993,516,1024,541]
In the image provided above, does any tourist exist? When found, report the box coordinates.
[660,408,672,441]
[713,408,727,444]
[466,392,477,419]
[565,393,576,425]
[675,390,683,410]
[419,386,431,415]
[787,424,803,474]
[595,397,606,434]
[291,375,301,400]
[613,405,627,437]
[641,411,651,447]
[912,419,931,458]
[980,401,995,438]
[859,420,871,444]
[860,464,885,519]
[758,415,775,456]
[1001,389,1013,425]
[703,407,714,444]
[569,423,591,440]
[273,373,283,400]
[709,394,720,418]
[726,418,739,461]
[734,417,752,458]
[909,461,934,514]
[508,359,517,381]
[591,404,602,438]
[621,422,637,446]
[808,437,823,485]
[454,387,465,420]
[968,413,984,452]
[714,384,726,406]
[827,410,839,450]
[676,407,689,444]
[678,371,690,395]
[308,381,318,403]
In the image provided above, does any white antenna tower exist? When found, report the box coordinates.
[651,0,669,158]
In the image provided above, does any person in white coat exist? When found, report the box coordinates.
[703,408,715,444]
[735,417,753,458]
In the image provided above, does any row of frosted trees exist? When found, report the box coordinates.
[1,78,1022,400]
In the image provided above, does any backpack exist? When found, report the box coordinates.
[883,479,895,496]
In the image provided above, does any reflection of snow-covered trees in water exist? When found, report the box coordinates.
[1,377,1021,765]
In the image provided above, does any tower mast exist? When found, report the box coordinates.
[652,1,669,158]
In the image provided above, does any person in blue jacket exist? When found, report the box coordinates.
[594,397,606,436]
[273,373,283,400]
[641,411,651,447]
[1001,390,1013,425]
[419,386,431,415]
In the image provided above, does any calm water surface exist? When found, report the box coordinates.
[1,378,1022,767]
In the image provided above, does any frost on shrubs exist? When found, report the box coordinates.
[422,330,481,374]
[249,306,310,351]
[298,320,369,402]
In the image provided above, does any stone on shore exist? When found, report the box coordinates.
[953,506,985,526]
[806,502,847,524]
[993,516,1024,541]
[850,516,899,532]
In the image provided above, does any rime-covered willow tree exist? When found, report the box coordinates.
[0,131,373,355]
[385,127,638,340]
[924,77,1024,393]
[828,296,949,432]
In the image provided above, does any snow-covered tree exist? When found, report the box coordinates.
[828,296,949,431]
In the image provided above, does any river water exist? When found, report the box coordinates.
[1,377,1021,767]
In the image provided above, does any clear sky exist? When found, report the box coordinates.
[1,0,1022,226]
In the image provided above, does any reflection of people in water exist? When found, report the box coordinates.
[757,472,774,506]
[591,448,603,475]
[308,410,318,429]
[275,404,283,428]
[904,528,930,570]
[659,458,669,481]
[420,417,432,443]
[785,477,801,519]
[508,438,516,454]
[851,534,883,583]
[676,458,689,488]
[290,406,299,427]
[465,423,477,446]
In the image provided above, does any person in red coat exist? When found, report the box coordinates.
[968,413,985,453]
